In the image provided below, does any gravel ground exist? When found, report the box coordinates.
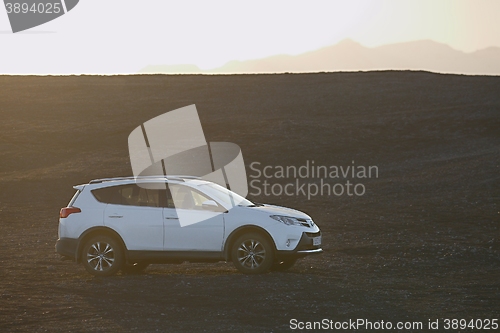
[0,72,499,332]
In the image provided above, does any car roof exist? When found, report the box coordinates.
[89,175,198,183]
[78,176,211,189]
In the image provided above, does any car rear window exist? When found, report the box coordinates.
[91,184,166,207]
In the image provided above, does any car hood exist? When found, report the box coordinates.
[239,204,311,220]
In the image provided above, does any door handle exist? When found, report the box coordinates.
[165,217,179,220]
[108,215,123,218]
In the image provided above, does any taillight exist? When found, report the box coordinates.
[60,207,81,218]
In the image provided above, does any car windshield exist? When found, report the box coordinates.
[199,182,254,207]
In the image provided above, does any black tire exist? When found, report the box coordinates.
[121,262,149,274]
[231,232,274,274]
[271,258,297,272]
[81,235,124,277]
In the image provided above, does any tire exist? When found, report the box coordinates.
[231,232,274,274]
[271,258,297,272]
[121,262,149,274]
[81,235,124,277]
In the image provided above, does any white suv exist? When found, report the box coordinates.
[56,176,322,276]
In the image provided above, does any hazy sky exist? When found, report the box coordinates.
[0,0,499,74]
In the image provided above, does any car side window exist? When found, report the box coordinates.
[169,184,213,210]
[92,184,166,207]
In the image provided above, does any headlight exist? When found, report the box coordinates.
[270,215,305,226]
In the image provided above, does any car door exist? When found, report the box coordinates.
[98,184,165,251]
[163,184,225,252]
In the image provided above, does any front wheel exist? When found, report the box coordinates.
[81,235,124,277]
[231,233,274,274]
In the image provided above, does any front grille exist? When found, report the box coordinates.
[306,231,321,237]
[297,243,321,251]
[296,231,322,251]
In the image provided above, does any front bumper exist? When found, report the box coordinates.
[276,231,323,258]
[55,237,78,259]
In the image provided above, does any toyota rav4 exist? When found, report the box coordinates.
[56,176,322,276]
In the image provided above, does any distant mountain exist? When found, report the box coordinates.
[139,39,500,76]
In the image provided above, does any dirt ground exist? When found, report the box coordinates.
[0,72,499,332]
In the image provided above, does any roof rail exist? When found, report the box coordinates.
[172,175,201,180]
[88,175,201,184]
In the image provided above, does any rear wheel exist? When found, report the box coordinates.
[81,235,124,277]
[231,233,274,274]
[271,258,297,272]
